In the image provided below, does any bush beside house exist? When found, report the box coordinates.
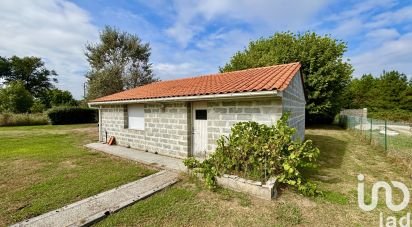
[47,107,97,125]
[184,115,321,196]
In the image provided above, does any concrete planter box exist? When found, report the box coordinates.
[216,174,277,200]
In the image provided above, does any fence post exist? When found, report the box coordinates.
[361,115,363,137]
[384,120,387,151]
[370,118,372,144]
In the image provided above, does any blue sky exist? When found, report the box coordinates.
[1,0,412,98]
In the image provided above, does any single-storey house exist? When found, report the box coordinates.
[88,62,306,159]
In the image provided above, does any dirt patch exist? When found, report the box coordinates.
[0,159,45,191]
[60,160,77,169]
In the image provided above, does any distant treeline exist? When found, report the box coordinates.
[342,71,412,122]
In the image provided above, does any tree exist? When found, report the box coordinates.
[221,32,353,124]
[0,80,33,113]
[375,71,408,110]
[342,74,378,109]
[400,79,412,111]
[48,89,77,107]
[343,71,412,112]
[85,26,158,100]
[38,88,77,108]
[0,56,57,97]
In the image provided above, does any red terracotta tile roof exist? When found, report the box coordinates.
[91,62,301,103]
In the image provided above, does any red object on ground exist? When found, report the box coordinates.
[108,136,116,145]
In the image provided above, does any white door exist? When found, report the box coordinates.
[192,102,208,158]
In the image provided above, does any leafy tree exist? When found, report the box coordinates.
[38,88,77,108]
[400,80,412,111]
[342,74,378,109]
[0,56,11,80]
[48,89,77,107]
[0,56,57,97]
[375,71,408,110]
[343,71,411,112]
[221,32,353,124]
[85,26,158,100]
[0,81,33,113]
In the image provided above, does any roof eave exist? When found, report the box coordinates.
[88,90,280,107]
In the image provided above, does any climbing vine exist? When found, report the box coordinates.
[184,114,321,196]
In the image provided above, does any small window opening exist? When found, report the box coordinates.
[195,109,207,120]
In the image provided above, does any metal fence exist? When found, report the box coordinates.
[339,115,412,154]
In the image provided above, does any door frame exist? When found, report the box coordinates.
[191,101,208,157]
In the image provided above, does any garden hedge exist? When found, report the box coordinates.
[47,107,97,125]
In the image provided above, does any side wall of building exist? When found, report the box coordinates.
[100,102,191,158]
[281,71,306,141]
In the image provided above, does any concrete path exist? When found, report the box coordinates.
[85,143,187,171]
[11,170,179,227]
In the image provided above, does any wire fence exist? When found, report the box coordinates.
[339,115,412,155]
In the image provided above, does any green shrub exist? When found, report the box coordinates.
[0,113,49,126]
[184,114,321,196]
[0,81,34,113]
[47,107,97,125]
[30,99,46,113]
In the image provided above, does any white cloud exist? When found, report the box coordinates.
[0,0,98,99]
[150,27,253,82]
[166,0,329,47]
[153,63,206,80]
[328,18,364,38]
[350,32,412,76]
[367,6,412,29]
[366,28,400,42]
[326,0,396,22]
[311,0,412,78]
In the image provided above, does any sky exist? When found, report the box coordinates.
[0,0,411,99]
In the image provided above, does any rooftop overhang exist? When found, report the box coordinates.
[88,90,281,108]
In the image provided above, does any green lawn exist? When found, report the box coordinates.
[2,124,411,226]
[0,124,156,226]
[96,126,412,226]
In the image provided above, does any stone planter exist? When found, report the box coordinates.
[216,174,277,200]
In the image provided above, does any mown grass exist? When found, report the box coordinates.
[96,126,412,226]
[0,124,156,226]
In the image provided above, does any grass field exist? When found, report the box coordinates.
[96,126,412,226]
[0,124,156,226]
[1,124,411,226]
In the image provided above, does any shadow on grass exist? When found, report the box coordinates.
[304,133,348,184]
[305,124,345,130]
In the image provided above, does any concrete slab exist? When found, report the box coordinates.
[85,143,187,171]
[11,170,179,227]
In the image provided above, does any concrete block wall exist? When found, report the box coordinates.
[340,108,367,119]
[281,71,306,141]
[206,98,283,153]
[100,102,191,158]
[144,103,191,158]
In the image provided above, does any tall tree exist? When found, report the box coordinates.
[85,26,157,100]
[376,71,408,109]
[221,32,353,124]
[0,56,57,97]
[342,74,378,109]
[343,71,412,112]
